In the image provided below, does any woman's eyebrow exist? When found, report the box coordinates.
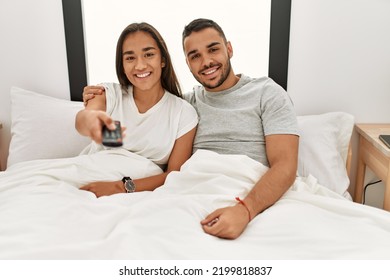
[123,46,157,56]
[142,46,157,52]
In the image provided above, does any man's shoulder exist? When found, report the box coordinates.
[231,75,277,92]
[244,76,288,97]
[243,75,275,86]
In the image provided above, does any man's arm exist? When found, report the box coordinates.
[80,126,197,197]
[244,134,299,214]
[201,134,299,239]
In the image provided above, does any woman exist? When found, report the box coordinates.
[76,22,198,197]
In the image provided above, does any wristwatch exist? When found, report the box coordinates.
[122,177,136,193]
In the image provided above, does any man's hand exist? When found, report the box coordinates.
[83,85,105,106]
[200,203,250,239]
[80,180,125,197]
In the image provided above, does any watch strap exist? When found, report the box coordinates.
[122,177,135,193]
[122,177,131,183]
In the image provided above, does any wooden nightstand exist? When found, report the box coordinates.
[354,124,390,210]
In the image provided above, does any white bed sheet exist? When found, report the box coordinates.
[1,149,390,259]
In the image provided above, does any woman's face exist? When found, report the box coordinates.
[122,31,164,93]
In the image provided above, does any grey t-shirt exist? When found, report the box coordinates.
[184,74,299,166]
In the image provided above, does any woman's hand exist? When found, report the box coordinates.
[76,110,117,144]
[80,180,125,197]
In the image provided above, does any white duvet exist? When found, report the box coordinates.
[1,149,390,259]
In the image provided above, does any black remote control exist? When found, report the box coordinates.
[102,120,123,147]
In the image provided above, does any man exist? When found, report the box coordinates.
[181,18,299,239]
[83,18,299,239]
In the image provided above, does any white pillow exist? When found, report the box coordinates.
[7,87,91,167]
[297,112,354,197]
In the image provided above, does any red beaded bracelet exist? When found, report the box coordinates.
[235,197,251,222]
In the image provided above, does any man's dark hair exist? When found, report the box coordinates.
[182,18,227,49]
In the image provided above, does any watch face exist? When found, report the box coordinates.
[125,179,136,193]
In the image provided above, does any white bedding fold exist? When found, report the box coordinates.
[1,149,390,259]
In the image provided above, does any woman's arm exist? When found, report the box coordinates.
[134,126,197,191]
[80,126,197,197]
[75,89,117,144]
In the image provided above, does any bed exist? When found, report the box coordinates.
[1,86,390,260]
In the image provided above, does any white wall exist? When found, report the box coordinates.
[0,0,389,208]
[288,0,390,207]
[0,0,70,169]
[82,0,270,93]
[289,0,390,120]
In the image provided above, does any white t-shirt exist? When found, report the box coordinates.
[81,83,198,167]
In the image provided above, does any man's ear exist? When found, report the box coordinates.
[227,41,233,58]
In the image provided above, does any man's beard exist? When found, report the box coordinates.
[196,59,232,91]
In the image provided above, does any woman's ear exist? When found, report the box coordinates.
[161,59,166,68]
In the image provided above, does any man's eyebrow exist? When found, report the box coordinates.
[186,42,221,57]
[186,49,198,58]
[207,42,221,49]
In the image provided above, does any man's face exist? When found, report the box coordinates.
[183,28,233,92]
